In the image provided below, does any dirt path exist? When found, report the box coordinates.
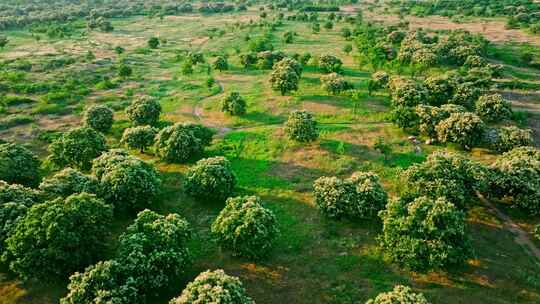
[479,195,540,261]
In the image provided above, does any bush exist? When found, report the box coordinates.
[221,91,247,116]
[48,127,108,170]
[436,112,485,150]
[3,193,113,280]
[320,73,353,95]
[488,147,540,214]
[0,180,42,206]
[83,105,114,132]
[284,110,318,142]
[117,209,192,292]
[366,285,430,304]
[184,157,236,202]
[125,97,162,126]
[319,54,343,73]
[0,143,41,187]
[491,126,533,153]
[170,269,254,304]
[212,56,229,71]
[39,168,99,199]
[92,150,161,212]
[155,123,213,163]
[475,94,512,122]
[61,260,139,304]
[378,196,472,271]
[269,64,299,95]
[211,196,278,259]
[313,172,388,219]
[121,126,157,153]
[402,151,486,208]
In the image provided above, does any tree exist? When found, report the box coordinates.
[343,43,353,54]
[155,123,213,163]
[314,172,388,219]
[116,210,192,292]
[148,37,160,49]
[341,27,352,39]
[39,168,99,199]
[366,285,430,304]
[121,126,157,153]
[475,94,512,122]
[490,126,533,153]
[402,151,486,209]
[181,61,194,75]
[92,150,161,212]
[283,31,294,43]
[221,91,247,116]
[212,56,229,71]
[389,78,428,107]
[312,23,320,33]
[48,127,107,170]
[284,110,318,142]
[320,73,353,95]
[211,196,278,259]
[374,137,392,161]
[83,105,114,133]
[170,269,254,304]
[378,196,472,271]
[319,54,343,73]
[269,64,299,95]
[125,97,162,126]
[0,36,8,49]
[0,203,28,254]
[488,147,540,215]
[0,143,41,187]
[0,181,42,206]
[415,104,465,138]
[323,20,333,29]
[423,74,456,106]
[118,64,133,78]
[436,112,485,150]
[274,57,302,76]
[3,193,113,280]
[184,157,236,202]
[61,260,139,304]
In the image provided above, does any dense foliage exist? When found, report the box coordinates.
[366,285,430,304]
[126,97,162,126]
[269,63,299,95]
[490,126,533,153]
[0,143,41,187]
[38,167,99,199]
[170,269,254,304]
[121,126,157,153]
[155,123,214,163]
[184,157,236,202]
[284,110,319,142]
[48,127,108,170]
[378,196,472,271]
[319,54,343,73]
[221,91,247,116]
[475,94,512,122]
[320,73,353,95]
[313,172,388,219]
[83,105,114,133]
[3,193,113,280]
[435,112,485,150]
[0,181,42,206]
[212,196,278,259]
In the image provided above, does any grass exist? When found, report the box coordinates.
[1,5,540,304]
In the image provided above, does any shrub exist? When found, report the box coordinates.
[170,269,253,304]
[475,94,512,122]
[83,105,114,132]
[402,151,486,209]
[321,73,353,95]
[488,147,540,214]
[0,143,41,187]
[378,196,472,271]
[269,64,299,95]
[48,127,107,170]
[155,123,213,163]
[121,126,157,153]
[284,110,318,142]
[313,172,388,219]
[0,180,42,206]
[319,54,343,73]
[212,56,229,71]
[366,285,430,304]
[491,126,533,153]
[436,112,485,150]
[125,97,162,126]
[184,157,236,202]
[221,91,247,116]
[39,168,99,199]
[3,193,113,280]
[117,209,192,292]
[61,260,139,304]
[92,151,161,212]
[211,196,278,259]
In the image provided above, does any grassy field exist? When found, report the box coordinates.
[1,5,540,304]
